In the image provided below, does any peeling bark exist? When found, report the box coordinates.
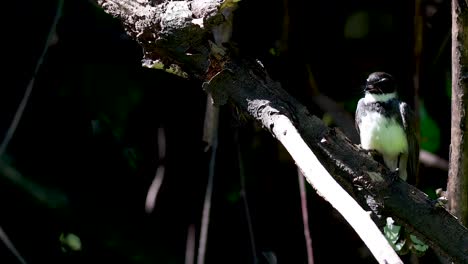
[95,1,468,262]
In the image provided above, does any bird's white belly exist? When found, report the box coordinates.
[359,112,408,156]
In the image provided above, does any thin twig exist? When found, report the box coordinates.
[0,0,63,158]
[197,102,219,264]
[0,2,63,263]
[419,150,448,171]
[145,127,166,213]
[306,65,359,144]
[297,169,314,264]
[185,224,196,264]
[413,0,423,187]
[144,164,165,213]
[0,226,28,264]
[235,130,257,262]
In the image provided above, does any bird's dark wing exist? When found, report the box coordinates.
[355,98,365,136]
[400,102,420,184]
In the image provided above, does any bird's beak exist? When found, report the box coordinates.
[364,84,376,92]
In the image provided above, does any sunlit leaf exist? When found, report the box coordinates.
[410,234,429,252]
[384,217,401,245]
[60,233,82,252]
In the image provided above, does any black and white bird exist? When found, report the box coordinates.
[355,72,419,182]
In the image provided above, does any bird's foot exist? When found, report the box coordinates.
[432,188,448,208]
[363,148,378,156]
[363,149,385,164]
[390,168,400,182]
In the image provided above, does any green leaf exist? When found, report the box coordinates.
[410,235,429,252]
[60,233,82,252]
[384,217,401,245]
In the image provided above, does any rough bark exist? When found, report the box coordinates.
[448,0,468,227]
[96,0,468,263]
[206,59,468,263]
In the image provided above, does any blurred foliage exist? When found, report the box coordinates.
[81,64,143,141]
[419,100,440,153]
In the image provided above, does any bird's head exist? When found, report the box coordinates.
[365,72,396,95]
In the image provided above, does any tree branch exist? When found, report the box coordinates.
[448,0,468,227]
[237,98,401,263]
[95,1,468,263]
[205,59,467,263]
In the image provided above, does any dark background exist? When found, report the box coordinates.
[1,0,451,263]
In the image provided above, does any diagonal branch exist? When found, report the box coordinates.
[204,59,467,264]
[96,1,468,263]
[234,97,401,263]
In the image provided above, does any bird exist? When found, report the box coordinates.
[355,72,419,182]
